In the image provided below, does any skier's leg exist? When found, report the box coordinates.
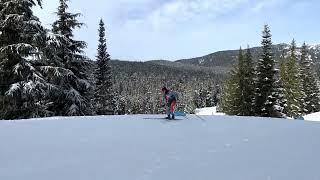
[170,100,176,119]
[166,101,171,119]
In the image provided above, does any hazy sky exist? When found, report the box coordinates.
[34,0,320,61]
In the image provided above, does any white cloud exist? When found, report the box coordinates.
[251,0,288,12]
[126,0,250,31]
[33,0,317,61]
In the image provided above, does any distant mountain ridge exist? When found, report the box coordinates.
[175,43,320,68]
[113,43,320,77]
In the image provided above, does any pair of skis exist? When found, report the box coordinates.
[144,111,187,121]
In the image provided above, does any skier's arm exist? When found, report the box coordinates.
[163,94,168,107]
[164,94,168,101]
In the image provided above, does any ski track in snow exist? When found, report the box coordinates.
[1,115,320,180]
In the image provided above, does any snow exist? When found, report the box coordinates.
[198,58,205,64]
[304,112,320,122]
[1,115,320,180]
[308,44,320,50]
[195,106,225,115]
[5,82,20,96]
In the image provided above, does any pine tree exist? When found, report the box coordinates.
[94,19,115,115]
[254,25,281,117]
[278,58,288,116]
[0,0,54,119]
[49,0,93,116]
[219,59,241,115]
[280,40,304,118]
[204,84,219,107]
[193,88,204,108]
[239,47,255,116]
[300,42,320,114]
[220,47,256,116]
[242,46,255,116]
[237,48,246,115]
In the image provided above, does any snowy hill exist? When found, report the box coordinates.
[1,115,320,180]
[304,112,320,122]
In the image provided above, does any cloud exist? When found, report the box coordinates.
[120,0,250,30]
[34,0,318,61]
[251,0,288,12]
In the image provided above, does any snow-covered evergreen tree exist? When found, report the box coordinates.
[276,57,287,116]
[238,47,255,116]
[204,84,219,107]
[194,86,208,108]
[94,19,115,115]
[280,40,304,118]
[49,0,93,116]
[237,48,246,115]
[300,42,320,114]
[0,0,54,119]
[242,46,255,116]
[220,47,256,116]
[254,25,281,117]
[273,77,286,117]
[219,66,241,115]
[204,86,214,107]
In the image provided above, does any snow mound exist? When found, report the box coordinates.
[304,112,320,122]
[195,106,225,115]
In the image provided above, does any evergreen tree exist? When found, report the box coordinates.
[220,47,256,116]
[254,25,281,117]
[50,0,93,116]
[213,84,221,107]
[300,42,320,114]
[193,88,205,108]
[219,61,241,115]
[280,40,304,118]
[94,19,115,115]
[237,48,246,115]
[239,47,255,116]
[205,86,214,107]
[242,46,255,116]
[0,0,53,119]
[278,58,288,116]
[205,84,219,107]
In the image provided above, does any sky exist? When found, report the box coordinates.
[34,0,320,61]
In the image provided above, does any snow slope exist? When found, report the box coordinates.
[304,112,320,122]
[1,115,320,180]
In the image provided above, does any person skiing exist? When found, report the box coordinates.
[161,87,178,119]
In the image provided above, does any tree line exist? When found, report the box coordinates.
[219,25,320,118]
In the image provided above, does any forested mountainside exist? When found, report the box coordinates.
[106,60,223,114]
[176,44,320,70]
[111,43,320,79]
[97,43,319,115]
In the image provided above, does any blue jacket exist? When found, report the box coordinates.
[165,91,178,102]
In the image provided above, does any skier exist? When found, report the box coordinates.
[161,87,178,119]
